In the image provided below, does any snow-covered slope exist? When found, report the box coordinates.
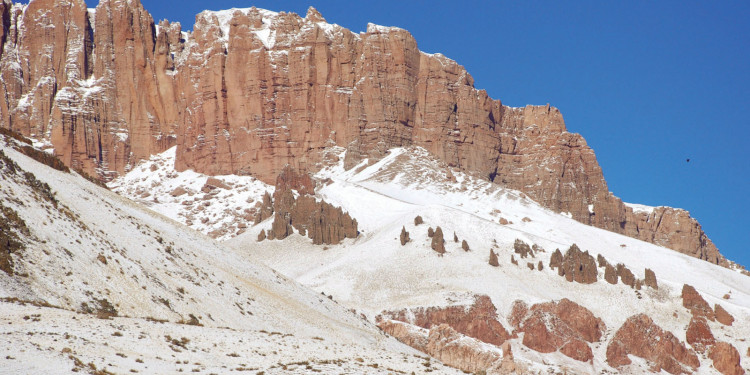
[226,146,750,374]
[0,136,462,374]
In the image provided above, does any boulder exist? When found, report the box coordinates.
[431,226,445,255]
[715,304,735,326]
[461,239,469,252]
[489,250,499,267]
[399,226,410,245]
[414,215,423,226]
[257,229,266,242]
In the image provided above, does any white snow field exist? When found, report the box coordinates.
[0,136,462,374]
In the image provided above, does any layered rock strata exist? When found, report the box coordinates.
[0,0,727,266]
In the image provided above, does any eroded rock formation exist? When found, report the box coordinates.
[557,244,597,284]
[267,166,357,244]
[0,0,728,266]
[682,284,715,321]
[709,342,745,375]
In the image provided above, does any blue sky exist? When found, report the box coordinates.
[140,0,749,267]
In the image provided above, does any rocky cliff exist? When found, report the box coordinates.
[0,0,728,266]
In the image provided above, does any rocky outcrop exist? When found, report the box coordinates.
[461,240,469,252]
[709,342,745,375]
[509,298,604,362]
[377,294,510,347]
[549,248,563,270]
[267,166,357,244]
[606,313,699,374]
[378,320,505,374]
[682,284,715,321]
[0,1,728,266]
[556,244,597,284]
[604,263,617,284]
[617,263,636,288]
[513,239,534,258]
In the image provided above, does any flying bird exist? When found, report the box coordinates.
[686,158,690,163]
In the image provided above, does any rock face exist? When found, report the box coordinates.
[0,0,728,266]
[267,166,357,244]
[682,284,715,321]
[509,298,605,362]
[709,342,745,375]
[377,294,511,347]
[606,313,699,375]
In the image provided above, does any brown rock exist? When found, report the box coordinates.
[253,191,274,224]
[414,215,423,225]
[453,232,458,243]
[377,320,427,353]
[558,244,597,284]
[513,238,534,258]
[511,298,604,362]
[379,294,511,347]
[537,261,543,271]
[431,226,445,255]
[526,262,534,270]
[644,268,658,289]
[257,229,266,242]
[709,342,745,375]
[715,304,735,326]
[488,250,499,267]
[532,243,545,253]
[682,284,715,321]
[686,316,715,353]
[399,226,410,245]
[606,313,699,374]
[617,263,636,288]
[461,240,469,252]
[499,217,509,225]
[597,253,607,267]
[604,263,618,284]
[427,226,434,237]
[170,187,187,197]
[202,177,230,191]
[549,248,562,270]
[510,254,518,265]
[268,168,357,244]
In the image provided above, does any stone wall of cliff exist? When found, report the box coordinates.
[0,0,727,266]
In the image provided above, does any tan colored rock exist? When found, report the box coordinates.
[709,342,745,375]
[682,284,715,321]
[257,229,266,242]
[378,320,502,374]
[461,239,469,251]
[414,215,423,225]
[427,226,434,237]
[715,304,735,326]
[510,254,518,265]
[549,248,562,270]
[604,263,618,284]
[170,187,187,197]
[606,313,699,374]
[253,191,274,224]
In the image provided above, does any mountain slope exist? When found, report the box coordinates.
[227,146,750,374]
[0,134,462,374]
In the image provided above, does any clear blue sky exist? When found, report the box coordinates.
[139,0,749,267]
